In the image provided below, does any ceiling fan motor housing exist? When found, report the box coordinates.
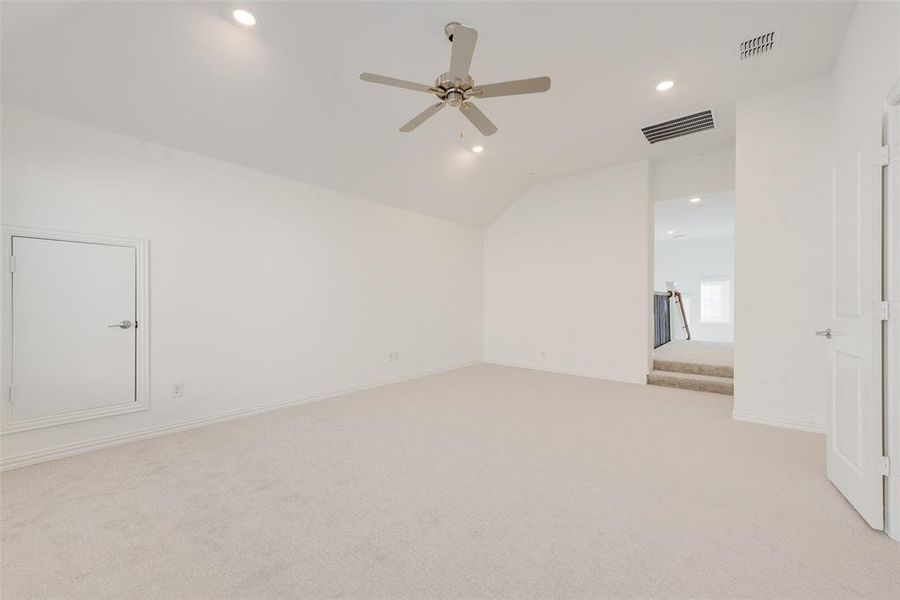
[436,73,474,91]
[434,73,475,106]
[445,90,464,107]
[435,73,474,106]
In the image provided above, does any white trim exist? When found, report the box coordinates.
[483,359,648,385]
[732,410,826,434]
[0,359,480,471]
[1,226,150,434]
[883,79,900,541]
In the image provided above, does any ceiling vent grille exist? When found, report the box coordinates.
[641,110,715,144]
[740,31,776,60]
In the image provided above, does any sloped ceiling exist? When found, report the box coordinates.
[1,1,855,227]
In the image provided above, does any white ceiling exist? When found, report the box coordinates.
[655,190,735,241]
[1,1,855,227]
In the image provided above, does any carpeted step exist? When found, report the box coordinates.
[647,370,734,396]
[653,359,733,378]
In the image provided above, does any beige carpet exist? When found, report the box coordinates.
[653,340,734,368]
[2,364,898,599]
[650,341,734,394]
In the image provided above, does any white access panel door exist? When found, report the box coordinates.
[10,236,138,423]
[827,151,884,529]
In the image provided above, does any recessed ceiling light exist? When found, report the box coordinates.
[232,9,257,26]
[471,145,484,154]
[689,197,701,203]
[656,80,675,92]
[667,230,676,235]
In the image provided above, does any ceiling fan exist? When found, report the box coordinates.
[360,22,551,136]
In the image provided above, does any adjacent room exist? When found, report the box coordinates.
[651,154,735,395]
[2,2,899,598]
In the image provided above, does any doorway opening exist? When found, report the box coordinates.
[650,191,735,395]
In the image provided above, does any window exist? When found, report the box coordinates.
[700,278,731,324]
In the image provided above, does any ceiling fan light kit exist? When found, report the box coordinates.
[360,22,551,136]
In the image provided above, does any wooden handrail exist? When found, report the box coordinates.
[668,290,691,340]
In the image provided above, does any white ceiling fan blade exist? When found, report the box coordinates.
[448,25,478,81]
[471,77,551,98]
[360,73,434,93]
[459,102,498,136]
[399,102,445,132]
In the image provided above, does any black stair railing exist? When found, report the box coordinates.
[653,290,691,348]
[653,292,671,349]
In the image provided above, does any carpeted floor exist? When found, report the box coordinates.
[654,340,734,368]
[1,364,898,599]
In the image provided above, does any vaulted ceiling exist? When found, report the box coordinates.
[2,1,855,227]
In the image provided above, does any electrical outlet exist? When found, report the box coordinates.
[540,352,547,360]
[388,352,400,362]
[171,382,184,398]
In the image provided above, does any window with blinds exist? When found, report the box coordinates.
[700,278,731,324]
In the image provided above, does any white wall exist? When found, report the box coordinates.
[652,148,735,203]
[483,160,651,383]
[732,2,899,435]
[655,236,734,343]
[733,77,833,432]
[831,1,900,164]
[1,106,483,466]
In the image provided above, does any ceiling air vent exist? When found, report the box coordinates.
[641,110,715,144]
[740,31,776,60]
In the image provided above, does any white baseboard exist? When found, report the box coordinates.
[1,359,480,471]
[732,411,826,434]
[483,359,648,385]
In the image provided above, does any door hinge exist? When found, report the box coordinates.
[875,145,890,167]
[875,300,890,321]
[8,256,15,273]
[7,386,13,404]
[876,456,891,477]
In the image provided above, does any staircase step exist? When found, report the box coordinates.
[648,370,734,396]
[653,359,733,378]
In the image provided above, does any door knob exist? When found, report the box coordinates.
[109,320,134,329]
[815,328,832,339]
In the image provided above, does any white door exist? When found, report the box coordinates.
[10,236,137,423]
[826,150,884,529]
